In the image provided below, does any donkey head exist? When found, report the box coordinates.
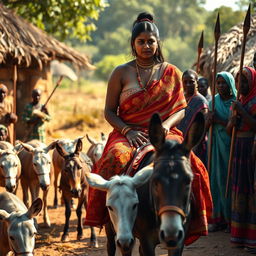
[86,133,106,165]
[149,112,205,250]
[20,141,56,191]
[0,197,42,255]
[56,138,84,198]
[86,167,153,254]
[0,147,21,193]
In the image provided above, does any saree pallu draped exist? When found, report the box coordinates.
[209,94,234,224]
[231,96,256,247]
[177,93,209,167]
[84,64,212,244]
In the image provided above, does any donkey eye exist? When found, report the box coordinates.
[10,236,14,241]
[107,206,113,211]
[132,203,138,210]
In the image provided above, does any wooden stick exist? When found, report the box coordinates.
[196,31,204,74]
[207,13,221,174]
[12,64,17,145]
[225,5,251,198]
[43,75,63,107]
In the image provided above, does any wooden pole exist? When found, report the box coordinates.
[225,5,251,197]
[196,31,204,74]
[43,75,63,107]
[12,65,17,145]
[207,13,221,174]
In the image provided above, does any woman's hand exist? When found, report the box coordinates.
[125,130,148,148]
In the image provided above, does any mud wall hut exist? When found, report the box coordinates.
[199,14,256,86]
[0,4,94,140]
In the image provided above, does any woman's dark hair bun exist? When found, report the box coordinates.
[136,12,154,23]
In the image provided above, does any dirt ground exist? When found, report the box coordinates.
[0,87,251,255]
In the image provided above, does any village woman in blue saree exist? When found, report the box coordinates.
[207,71,237,232]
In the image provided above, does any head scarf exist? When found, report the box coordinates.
[240,67,256,105]
[216,71,237,99]
[0,84,8,93]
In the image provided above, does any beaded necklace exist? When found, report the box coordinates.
[135,61,155,90]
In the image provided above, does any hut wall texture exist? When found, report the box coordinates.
[0,63,52,141]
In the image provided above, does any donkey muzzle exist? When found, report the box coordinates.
[71,188,82,198]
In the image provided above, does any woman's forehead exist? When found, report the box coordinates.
[136,32,156,40]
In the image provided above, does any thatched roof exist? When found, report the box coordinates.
[0,4,94,69]
[199,14,256,82]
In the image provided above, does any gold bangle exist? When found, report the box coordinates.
[121,126,129,135]
[123,127,132,136]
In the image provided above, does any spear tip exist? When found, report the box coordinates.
[198,30,204,49]
[244,4,251,30]
[214,12,221,39]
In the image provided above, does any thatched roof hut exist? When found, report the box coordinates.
[0,4,94,140]
[0,3,93,69]
[199,14,256,83]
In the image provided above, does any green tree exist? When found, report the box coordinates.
[203,7,245,47]
[89,0,207,70]
[2,0,106,41]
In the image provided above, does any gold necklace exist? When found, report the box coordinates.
[135,62,155,90]
[136,60,155,69]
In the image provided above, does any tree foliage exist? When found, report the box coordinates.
[2,0,106,41]
[203,7,245,47]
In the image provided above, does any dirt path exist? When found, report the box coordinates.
[0,184,248,256]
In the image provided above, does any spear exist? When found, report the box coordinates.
[207,13,221,174]
[226,5,251,197]
[196,31,204,74]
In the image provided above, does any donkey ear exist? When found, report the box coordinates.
[0,209,10,222]
[149,113,165,152]
[132,165,153,188]
[13,142,24,154]
[45,141,57,152]
[101,132,106,142]
[85,173,110,191]
[75,139,83,154]
[86,134,96,145]
[56,142,67,158]
[182,112,205,153]
[20,142,35,153]
[27,198,42,219]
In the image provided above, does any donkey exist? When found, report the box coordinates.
[18,140,56,227]
[0,141,21,193]
[86,166,153,256]
[52,136,87,208]
[87,112,205,256]
[55,138,98,247]
[86,132,106,165]
[0,191,42,256]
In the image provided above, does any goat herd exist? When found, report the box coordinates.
[0,112,205,256]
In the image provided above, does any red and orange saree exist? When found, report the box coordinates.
[84,64,212,244]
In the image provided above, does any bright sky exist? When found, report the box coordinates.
[203,0,239,10]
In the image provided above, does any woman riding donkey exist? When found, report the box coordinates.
[84,12,212,245]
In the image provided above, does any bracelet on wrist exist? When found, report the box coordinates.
[121,126,132,136]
